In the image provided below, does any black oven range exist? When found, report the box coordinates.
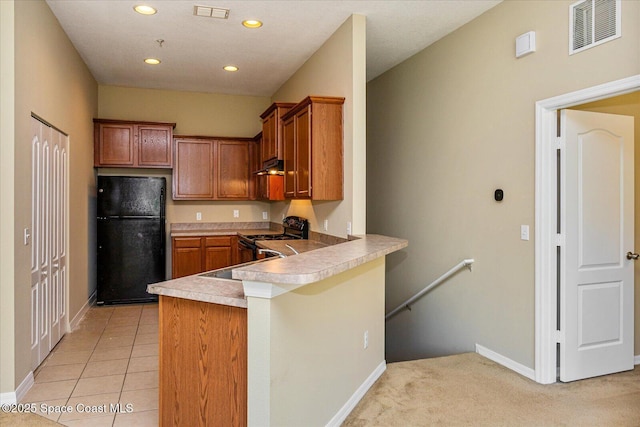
[238,216,309,261]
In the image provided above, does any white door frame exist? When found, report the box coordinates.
[535,74,640,384]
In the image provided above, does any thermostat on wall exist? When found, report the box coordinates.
[516,31,536,58]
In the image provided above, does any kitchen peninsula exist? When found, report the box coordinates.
[147,234,407,426]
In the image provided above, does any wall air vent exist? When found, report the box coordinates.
[570,0,621,55]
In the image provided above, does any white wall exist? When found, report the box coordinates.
[368,0,640,367]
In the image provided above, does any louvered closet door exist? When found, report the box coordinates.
[31,116,68,369]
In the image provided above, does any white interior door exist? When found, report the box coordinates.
[31,116,68,369]
[560,109,634,382]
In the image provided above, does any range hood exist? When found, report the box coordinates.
[255,159,284,175]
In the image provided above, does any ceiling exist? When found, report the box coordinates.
[45,0,501,97]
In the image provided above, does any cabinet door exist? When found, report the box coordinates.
[282,115,296,198]
[295,107,311,198]
[172,238,203,279]
[204,247,233,271]
[173,139,215,199]
[95,123,135,166]
[137,125,173,167]
[262,111,276,163]
[217,141,250,199]
[250,136,260,200]
[204,236,235,271]
[257,175,284,201]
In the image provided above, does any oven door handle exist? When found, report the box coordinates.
[238,239,255,250]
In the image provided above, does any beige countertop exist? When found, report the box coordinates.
[171,228,281,238]
[255,239,329,256]
[146,274,248,308]
[169,221,281,238]
[147,234,408,305]
[233,235,407,286]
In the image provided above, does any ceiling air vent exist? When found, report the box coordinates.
[193,5,229,19]
[570,0,621,55]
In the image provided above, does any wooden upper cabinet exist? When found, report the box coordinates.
[257,175,285,201]
[260,102,296,165]
[217,140,250,199]
[281,96,344,200]
[282,114,296,198]
[137,125,173,167]
[172,136,253,201]
[173,138,215,200]
[94,119,175,168]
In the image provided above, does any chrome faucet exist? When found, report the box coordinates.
[258,248,287,258]
[285,244,299,255]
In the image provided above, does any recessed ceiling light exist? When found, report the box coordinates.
[144,58,161,65]
[223,65,239,72]
[134,5,157,15]
[242,20,263,28]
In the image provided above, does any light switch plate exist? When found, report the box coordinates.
[521,225,530,241]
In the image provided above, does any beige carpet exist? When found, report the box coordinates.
[343,353,640,426]
[0,411,61,426]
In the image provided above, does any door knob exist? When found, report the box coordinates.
[626,252,639,260]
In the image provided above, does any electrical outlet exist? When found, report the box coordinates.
[364,330,369,349]
[233,210,240,218]
[196,212,202,221]
[323,219,328,231]
[521,225,529,241]
[262,211,268,220]
[347,221,352,235]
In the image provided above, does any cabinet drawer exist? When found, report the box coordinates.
[173,237,202,248]
[205,236,232,247]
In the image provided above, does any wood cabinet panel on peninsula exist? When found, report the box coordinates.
[159,295,247,426]
[94,119,175,168]
[282,96,344,200]
[172,236,238,278]
[173,137,252,200]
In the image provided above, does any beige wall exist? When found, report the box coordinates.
[0,0,17,395]
[98,86,269,138]
[247,257,385,425]
[271,15,367,237]
[570,92,640,355]
[2,0,98,393]
[368,0,639,367]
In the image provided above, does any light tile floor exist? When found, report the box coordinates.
[21,303,159,426]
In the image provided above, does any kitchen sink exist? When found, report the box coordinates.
[200,268,235,280]
[198,258,270,281]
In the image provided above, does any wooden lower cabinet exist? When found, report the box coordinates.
[172,236,238,278]
[159,295,247,427]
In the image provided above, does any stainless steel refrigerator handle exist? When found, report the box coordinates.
[627,252,639,260]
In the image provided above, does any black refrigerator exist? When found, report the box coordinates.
[97,176,166,304]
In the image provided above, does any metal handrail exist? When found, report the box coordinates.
[385,258,475,321]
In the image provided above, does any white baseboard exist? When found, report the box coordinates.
[635,355,640,365]
[325,360,386,427]
[69,290,96,331]
[0,371,34,405]
[475,344,536,381]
